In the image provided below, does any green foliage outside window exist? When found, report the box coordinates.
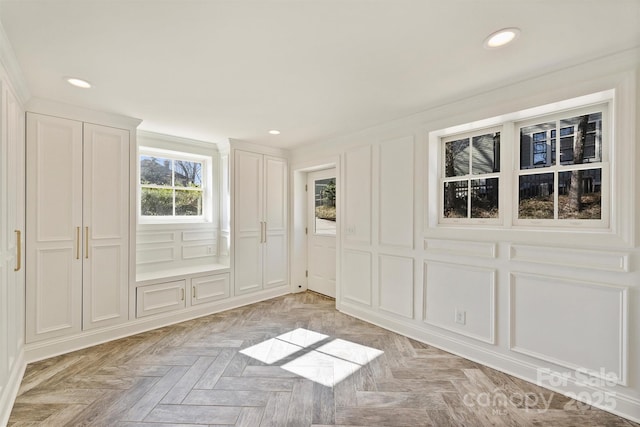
[140,154,204,218]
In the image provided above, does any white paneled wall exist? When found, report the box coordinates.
[344,146,372,244]
[378,136,414,249]
[136,226,218,275]
[378,255,413,319]
[510,273,627,383]
[509,244,629,272]
[342,249,372,306]
[424,261,495,344]
[292,51,640,422]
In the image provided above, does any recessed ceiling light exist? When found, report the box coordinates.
[66,77,92,88]
[268,130,281,135]
[484,28,520,49]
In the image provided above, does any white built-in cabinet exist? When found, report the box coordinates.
[233,150,288,295]
[26,113,130,343]
[135,272,230,317]
[0,78,24,411]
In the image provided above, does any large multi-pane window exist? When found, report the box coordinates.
[139,148,209,220]
[517,108,604,222]
[437,101,608,228]
[441,129,500,221]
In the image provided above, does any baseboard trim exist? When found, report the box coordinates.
[0,350,26,427]
[339,301,640,424]
[25,286,290,363]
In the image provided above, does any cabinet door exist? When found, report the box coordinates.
[3,84,24,371]
[136,280,186,318]
[233,150,264,295]
[263,156,288,288]
[191,274,230,305]
[82,124,130,330]
[26,113,83,343]
[0,81,23,389]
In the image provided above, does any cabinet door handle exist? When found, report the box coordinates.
[76,227,81,259]
[193,286,197,299]
[14,230,21,272]
[180,288,185,301]
[263,221,267,243]
[85,226,89,259]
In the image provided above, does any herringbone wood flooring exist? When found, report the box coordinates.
[7,292,638,426]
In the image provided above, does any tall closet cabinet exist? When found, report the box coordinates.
[233,149,288,295]
[26,111,136,343]
[0,76,25,422]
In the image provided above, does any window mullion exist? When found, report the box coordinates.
[467,178,472,219]
[171,159,176,217]
[468,139,473,218]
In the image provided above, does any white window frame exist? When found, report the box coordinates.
[138,146,213,224]
[439,127,503,226]
[513,103,610,228]
[430,91,613,231]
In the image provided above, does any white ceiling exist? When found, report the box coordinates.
[1,0,639,148]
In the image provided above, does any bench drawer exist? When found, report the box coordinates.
[136,280,186,318]
[191,273,230,306]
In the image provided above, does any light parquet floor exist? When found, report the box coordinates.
[7,292,639,426]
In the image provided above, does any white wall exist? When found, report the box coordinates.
[290,49,640,422]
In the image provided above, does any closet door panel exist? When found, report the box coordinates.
[26,113,83,342]
[82,124,130,329]
[234,150,264,294]
[264,233,287,288]
[4,85,24,369]
[234,234,263,294]
[264,156,287,288]
[264,156,287,230]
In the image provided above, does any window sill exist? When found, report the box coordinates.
[138,217,210,226]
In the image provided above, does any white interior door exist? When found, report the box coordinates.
[307,169,336,298]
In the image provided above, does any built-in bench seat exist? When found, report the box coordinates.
[136,263,230,285]
[135,264,231,318]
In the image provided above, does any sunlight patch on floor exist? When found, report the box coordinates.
[240,328,383,387]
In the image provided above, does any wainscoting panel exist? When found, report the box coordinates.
[342,249,372,306]
[182,244,215,260]
[344,146,372,244]
[510,272,627,384]
[509,244,629,272]
[137,232,175,244]
[136,225,218,275]
[378,255,414,319]
[182,230,216,242]
[136,247,174,265]
[378,136,414,249]
[424,261,495,344]
[425,239,497,258]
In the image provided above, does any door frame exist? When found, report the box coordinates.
[306,168,337,298]
[290,156,340,304]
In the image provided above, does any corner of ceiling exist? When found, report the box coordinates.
[0,18,30,104]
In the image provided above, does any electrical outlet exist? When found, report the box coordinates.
[206,246,213,254]
[455,309,466,325]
